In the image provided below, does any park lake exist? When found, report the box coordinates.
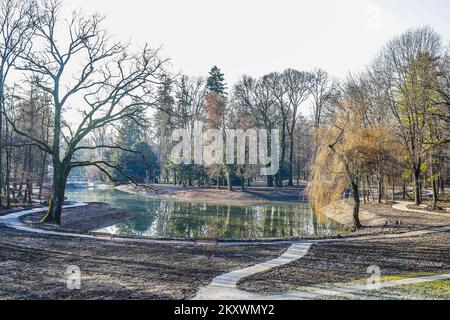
[66,188,345,240]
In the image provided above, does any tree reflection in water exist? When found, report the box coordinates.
[66,188,345,239]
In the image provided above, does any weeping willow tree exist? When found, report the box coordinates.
[308,98,397,230]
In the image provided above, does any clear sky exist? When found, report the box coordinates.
[62,0,450,84]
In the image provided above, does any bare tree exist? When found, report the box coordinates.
[283,69,312,186]
[234,75,278,187]
[7,0,166,223]
[0,0,33,206]
[370,26,443,205]
[266,72,288,187]
[310,69,338,128]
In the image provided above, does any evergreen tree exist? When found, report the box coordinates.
[115,141,160,184]
[206,66,227,96]
[155,76,175,182]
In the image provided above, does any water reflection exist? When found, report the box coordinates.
[66,188,344,239]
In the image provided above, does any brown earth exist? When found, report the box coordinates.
[0,225,287,300]
[238,232,450,294]
[21,203,134,233]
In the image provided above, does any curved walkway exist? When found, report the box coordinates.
[393,200,449,217]
[0,204,195,246]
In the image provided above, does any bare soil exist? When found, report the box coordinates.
[21,203,135,233]
[238,232,450,294]
[237,202,450,294]
[2,191,449,299]
[320,201,450,237]
[361,202,450,229]
[0,225,287,300]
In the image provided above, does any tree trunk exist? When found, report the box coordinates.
[377,176,382,204]
[267,175,274,187]
[277,118,287,188]
[413,168,421,205]
[431,162,438,208]
[240,168,246,192]
[217,171,220,189]
[287,135,295,187]
[350,179,362,230]
[26,180,32,204]
[362,180,367,204]
[432,178,438,209]
[41,168,68,225]
[38,152,48,200]
[5,155,10,208]
[5,125,11,208]
[0,85,3,207]
[402,181,407,200]
[392,175,395,202]
[366,176,374,202]
[225,165,233,192]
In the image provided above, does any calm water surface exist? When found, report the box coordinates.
[66,188,345,240]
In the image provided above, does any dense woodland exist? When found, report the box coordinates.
[0,0,449,228]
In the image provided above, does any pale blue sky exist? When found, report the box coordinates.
[63,0,449,83]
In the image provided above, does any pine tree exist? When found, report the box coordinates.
[206,66,227,96]
[155,76,175,182]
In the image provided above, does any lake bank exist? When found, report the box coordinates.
[21,203,135,234]
[321,200,450,235]
[115,183,307,206]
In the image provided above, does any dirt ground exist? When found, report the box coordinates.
[238,232,450,294]
[319,201,450,237]
[237,203,450,294]
[1,191,450,300]
[0,225,287,300]
[361,202,450,229]
[22,203,135,233]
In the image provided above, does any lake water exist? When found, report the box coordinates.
[66,188,345,240]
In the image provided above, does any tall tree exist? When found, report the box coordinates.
[206,65,227,96]
[284,69,312,186]
[155,75,175,183]
[234,75,278,187]
[371,26,443,205]
[7,0,166,224]
[206,66,233,190]
[266,72,288,187]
